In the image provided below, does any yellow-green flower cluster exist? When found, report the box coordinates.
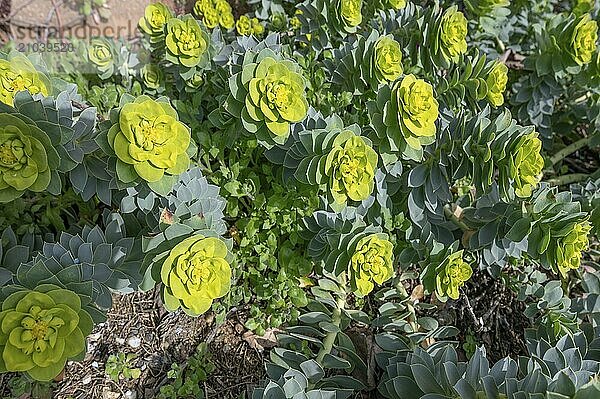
[387,0,406,9]
[236,15,264,36]
[88,37,115,79]
[340,0,363,29]
[290,10,303,30]
[107,96,191,183]
[193,0,235,30]
[0,55,49,106]
[0,287,93,381]
[138,2,173,43]
[570,14,598,66]
[391,74,439,151]
[350,234,394,296]
[508,132,543,198]
[160,235,232,316]
[436,251,472,300]
[140,64,163,91]
[439,6,468,62]
[486,62,508,106]
[165,15,210,68]
[242,57,308,141]
[374,36,403,82]
[0,114,59,203]
[325,133,378,205]
[556,221,591,276]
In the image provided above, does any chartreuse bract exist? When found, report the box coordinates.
[225,48,309,148]
[0,285,93,381]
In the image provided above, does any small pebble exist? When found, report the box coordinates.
[82,375,92,385]
[127,336,141,348]
[124,390,136,399]
[116,338,125,345]
[92,361,99,368]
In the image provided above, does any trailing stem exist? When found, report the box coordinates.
[315,294,346,365]
[550,135,594,166]
[548,173,589,186]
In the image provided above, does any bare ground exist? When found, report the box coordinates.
[0,290,265,399]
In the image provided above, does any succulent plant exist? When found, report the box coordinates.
[194,0,234,30]
[485,61,509,107]
[0,113,60,203]
[326,131,378,206]
[118,167,227,238]
[368,74,439,161]
[103,95,192,193]
[569,13,598,66]
[438,6,468,63]
[88,38,116,80]
[0,285,94,381]
[158,235,232,316]
[165,15,210,68]
[138,2,173,44]
[225,48,308,148]
[503,132,544,198]
[434,250,472,300]
[0,54,50,107]
[349,233,394,296]
[326,30,403,95]
[140,64,164,92]
[2,213,143,321]
[527,186,592,277]
[377,331,600,399]
[236,15,254,36]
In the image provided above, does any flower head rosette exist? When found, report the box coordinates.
[139,2,173,43]
[369,74,438,160]
[160,235,232,316]
[165,15,210,68]
[0,55,50,107]
[504,132,543,198]
[0,286,94,381]
[226,50,308,148]
[435,251,472,300]
[194,0,233,29]
[555,221,591,277]
[88,37,116,80]
[569,13,598,66]
[325,131,378,206]
[486,62,508,106]
[236,15,253,36]
[140,64,164,92]
[438,6,468,63]
[374,36,403,83]
[251,18,265,36]
[106,96,191,188]
[339,0,363,31]
[349,234,394,296]
[0,114,60,203]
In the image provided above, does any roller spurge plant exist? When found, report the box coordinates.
[0,0,599,397]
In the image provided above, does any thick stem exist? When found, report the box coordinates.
[550,136,593,166]
[315,295,346,365]
[548,173,589,186]
[443,204,470,232]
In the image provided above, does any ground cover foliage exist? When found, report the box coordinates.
[0,0,600,397]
